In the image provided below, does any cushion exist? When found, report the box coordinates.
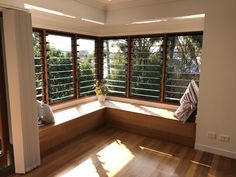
[174,80,199,123]
[36,100,55,124]
[174,101,196,123]
[36,100,43,119]
[41,103,55,124]
[180,80,199,105]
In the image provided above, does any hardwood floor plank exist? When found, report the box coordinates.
[11,127,236,177]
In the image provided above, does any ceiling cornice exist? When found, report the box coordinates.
[106,0,181,11]
[73,0,106,11]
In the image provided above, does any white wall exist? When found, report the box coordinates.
[3,9,40,173]
[101,18,204,36]
[106,0,205,25]
[195,0,236,159]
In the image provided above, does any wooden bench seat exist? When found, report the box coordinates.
[39,101,106,156]
[39,100,196,157]
[105,108,195,147]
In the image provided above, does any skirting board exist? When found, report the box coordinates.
[195,144,236,159]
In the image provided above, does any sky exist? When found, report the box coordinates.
[47,34,95,53]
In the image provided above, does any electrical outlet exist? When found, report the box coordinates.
[219,135,230,142]
[207,132,217,139]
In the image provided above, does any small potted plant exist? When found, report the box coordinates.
[95,79,109,102]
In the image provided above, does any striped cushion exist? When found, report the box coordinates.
[174,101,196,123]
[180,80,199,105]
[174,80,199,123]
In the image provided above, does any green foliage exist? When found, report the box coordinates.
[33,32,43,101]
[33,31,202,103]
[103,35,203,102]
[95,80,109,95]
[165,35,202,102]
[33,32,95,103]
[103,40,127,95]
[79,53,96,96]
[131,37,163,99]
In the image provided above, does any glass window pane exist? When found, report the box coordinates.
[33,31,44,101]
[130,37,163,100]
[165,34,203,103]
[103,39,128,96]
[46,34,74,103]
[77,38,96,96]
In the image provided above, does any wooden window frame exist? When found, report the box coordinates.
[33,28,98,105]
[32,28,202,106]
[101,31,203,105]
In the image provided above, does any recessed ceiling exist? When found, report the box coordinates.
[0,0,205,36]
[95,0,134,4]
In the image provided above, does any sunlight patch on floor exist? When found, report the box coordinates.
[58,158,99,177]
[139,146,173,157]
[190,160,212,168]
[59,140,134,177]
[97,139,135,177]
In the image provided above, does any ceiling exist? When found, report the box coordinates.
[95,0,133,4]
[0,0,205,36]
[75,0,181,9]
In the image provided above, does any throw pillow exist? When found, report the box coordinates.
[174,101,196,123]
[174,80,199,123]
[41,103,55,124]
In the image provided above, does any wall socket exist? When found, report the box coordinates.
[207,132,217,139]
[219,135,230,142]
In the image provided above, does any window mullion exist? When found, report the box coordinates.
[72,34,79,98]
[42,30,49,104]
[97,38,103,80]
[127,36,132,98]
[95,39,101,79]
[160,34,167,103]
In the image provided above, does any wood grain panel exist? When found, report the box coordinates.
[39,109,105,157]
[39,105,196,158]
[105,108,196,147]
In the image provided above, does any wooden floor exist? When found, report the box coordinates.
[12,127,236,177]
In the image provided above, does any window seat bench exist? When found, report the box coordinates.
[39,100,196,157]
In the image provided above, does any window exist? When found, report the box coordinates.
[46,34,75,103]
[32,28,202,105]
[77,38,97,96]
[164,34,202,103]
[130,37,163,100]
[32,30,98,104]
[33,31,44,101]
[103,39,128,96]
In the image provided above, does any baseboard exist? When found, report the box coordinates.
[195,144,236,159]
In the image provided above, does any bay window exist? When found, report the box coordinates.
[33,29,202,105]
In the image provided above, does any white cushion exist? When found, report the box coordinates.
[36,100,43,119]
[41,103,55,124]
[36,100,55,124]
